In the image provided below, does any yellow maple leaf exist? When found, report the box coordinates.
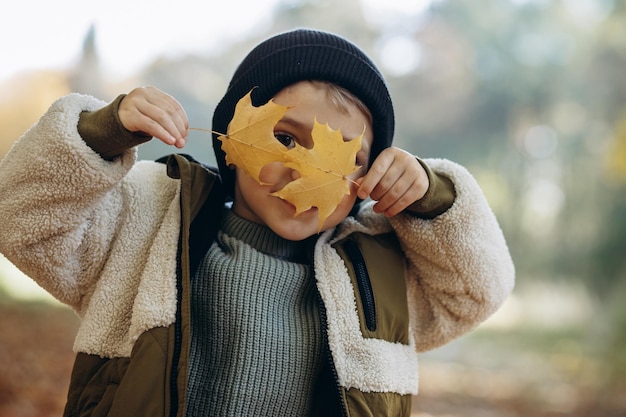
[217,90,289,184]
[214,90,363,230]
[274,119,362,230]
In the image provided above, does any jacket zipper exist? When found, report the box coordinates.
[170,250,184,417]
[343,238,377,331]
[317,291,349,417]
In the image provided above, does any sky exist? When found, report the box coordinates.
[0,0,280,82]
[0,0,432,83]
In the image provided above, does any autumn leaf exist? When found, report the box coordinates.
[273,119,362,230]
[217,90,289,184]
[213,89,363,230]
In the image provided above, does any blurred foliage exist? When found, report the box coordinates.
[0,72,70,156]
[1,0,626,414]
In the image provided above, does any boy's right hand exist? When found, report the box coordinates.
[118,86,189,148]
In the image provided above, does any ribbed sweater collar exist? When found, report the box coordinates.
[221,209,316,265]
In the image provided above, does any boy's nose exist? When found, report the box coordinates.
[259,162,300,192]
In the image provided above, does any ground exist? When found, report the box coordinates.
[1,301,624,417]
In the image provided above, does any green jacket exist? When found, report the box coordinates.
[62,153,415,417]
[0,94,515,417]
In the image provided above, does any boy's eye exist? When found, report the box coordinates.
[274,132,296,149]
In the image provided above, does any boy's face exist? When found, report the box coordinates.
[232,81,374,241]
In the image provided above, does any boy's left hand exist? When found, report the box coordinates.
[356,147,429,217]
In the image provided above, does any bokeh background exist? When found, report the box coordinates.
[1,0,625,416]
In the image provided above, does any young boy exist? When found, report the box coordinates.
[0,29,514,417]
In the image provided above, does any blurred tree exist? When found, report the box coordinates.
[68,24,105,98]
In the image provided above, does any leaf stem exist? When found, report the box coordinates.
[189,127,224,136]
[346,177,360,187]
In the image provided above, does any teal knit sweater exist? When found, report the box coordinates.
[186,209,324,416]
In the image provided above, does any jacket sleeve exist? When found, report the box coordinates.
[0,94,156,310]
[388,158,515,352]
[78,94,151,159]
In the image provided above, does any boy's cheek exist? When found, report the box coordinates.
[258,162,285,184]
[320,194,359,231]
[347,164,367,181]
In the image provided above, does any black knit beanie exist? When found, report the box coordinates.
[212,28,395,198]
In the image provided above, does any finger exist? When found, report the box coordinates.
[368,164,404,203]
[120,87,188,147]
[136,102,188,147]
[356,151,394,200]
[374,159,429,216]
[370,170,409,213]
[374,175,423,216]
[133,110,182,146]
[143,90,189,142]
